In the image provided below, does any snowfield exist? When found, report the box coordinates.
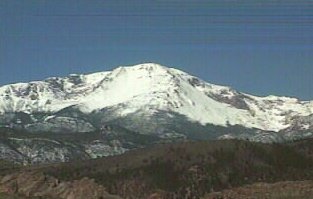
[0,63,312,132]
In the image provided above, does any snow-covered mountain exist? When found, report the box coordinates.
[1,63,312,132]
[0,63,313,164]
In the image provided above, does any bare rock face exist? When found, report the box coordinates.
[0,171,122,199]
[147,191,167,199]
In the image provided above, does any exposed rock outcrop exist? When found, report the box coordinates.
[0,171,122,199]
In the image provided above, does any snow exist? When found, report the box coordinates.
[84,140,127,158]
[301,124,310,130]
[0,63,312,132]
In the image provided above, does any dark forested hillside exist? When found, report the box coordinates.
[21,139,312,199]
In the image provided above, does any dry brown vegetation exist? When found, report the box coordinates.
[0,171,121,199]
[40,139,313,198]
[204,180,313,199]
[2,139,313,198]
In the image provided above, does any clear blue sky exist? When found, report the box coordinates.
[1,0,312,100]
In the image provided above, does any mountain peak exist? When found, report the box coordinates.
[114,63,171,74]
[126,62,167,69]
[0,63,312,133]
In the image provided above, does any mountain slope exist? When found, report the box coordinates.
[0,63,313,164]
[0,63,312,132]
[4,139,312,199]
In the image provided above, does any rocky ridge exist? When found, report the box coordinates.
[0,63,312,164]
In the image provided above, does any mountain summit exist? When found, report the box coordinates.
[1,63,312,132]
